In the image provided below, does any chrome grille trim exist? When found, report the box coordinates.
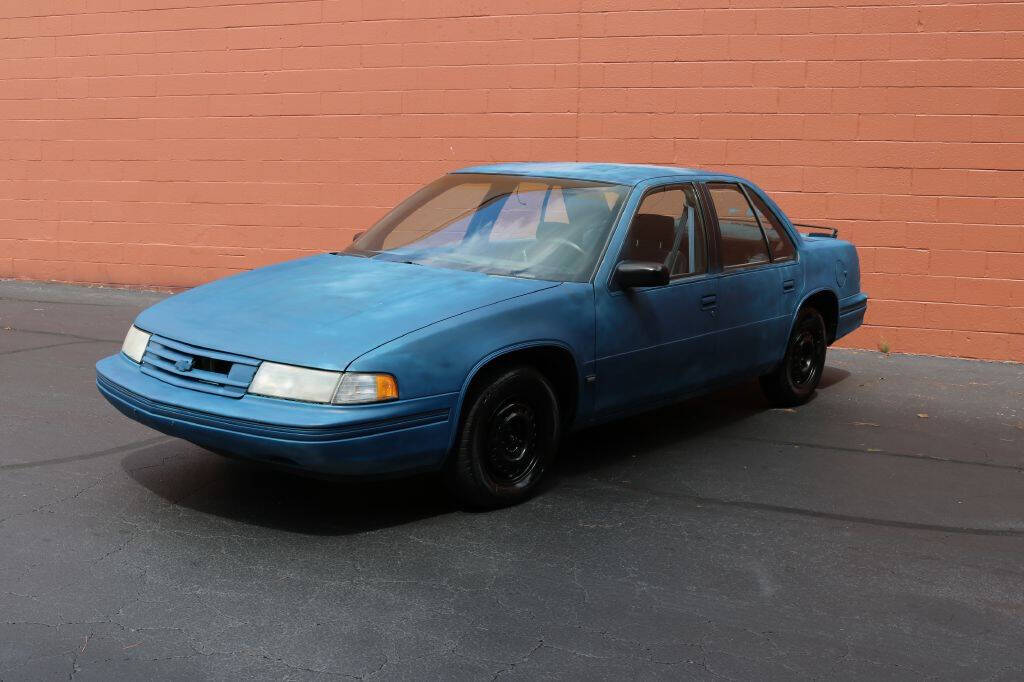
[141,334,260,398]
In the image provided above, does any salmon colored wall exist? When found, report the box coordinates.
[1,1,1022,361]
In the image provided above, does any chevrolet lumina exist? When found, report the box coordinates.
[96,163,867,507]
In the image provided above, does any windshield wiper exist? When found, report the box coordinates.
[336,248,377,257]
[501,267,538,279]
[370,252,426,266]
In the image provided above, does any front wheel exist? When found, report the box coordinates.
[760,307,827,407]
[445,366,560,508]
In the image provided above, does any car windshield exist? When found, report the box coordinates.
[344,174,630,282]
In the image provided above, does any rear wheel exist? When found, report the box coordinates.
[760,307,827,407]
[445,366,560,508]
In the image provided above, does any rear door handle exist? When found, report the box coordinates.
[700,294,717,311]
[782,279,796,292]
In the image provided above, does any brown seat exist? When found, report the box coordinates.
[625,213,675,263]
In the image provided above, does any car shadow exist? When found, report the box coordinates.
[121,449,456,536]
[558,366,848,477]
[121,366,851,536]
[557,380,766,478]
[819,365,850,389]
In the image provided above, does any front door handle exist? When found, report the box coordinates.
[782,279,796,292]
[700,294,717,311]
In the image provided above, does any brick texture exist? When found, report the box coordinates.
[1,0,1022,361]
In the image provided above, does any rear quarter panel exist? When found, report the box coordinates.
[798,236,862,300]
[745,182,866,343]
[791,235,866,343]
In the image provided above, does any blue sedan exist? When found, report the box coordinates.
[97,163,867,507]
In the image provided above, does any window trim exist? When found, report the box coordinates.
[705,181,773,272]
[739,183,797,264]
[612,181,712,283]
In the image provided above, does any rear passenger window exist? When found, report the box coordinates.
[746,190,796,262]
[707,183,769,268]
[622,184,707,278]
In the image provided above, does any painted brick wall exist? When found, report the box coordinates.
[1,0,1022,361]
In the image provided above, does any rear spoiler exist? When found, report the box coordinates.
[792,222,838,238]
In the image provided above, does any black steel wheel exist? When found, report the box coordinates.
[445,366,560,508]
[484,398,540,485]
[760,307,827,407]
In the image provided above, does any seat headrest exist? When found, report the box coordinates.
[631,213,675,248]
[536,220,571,242]
[564,190,613,228]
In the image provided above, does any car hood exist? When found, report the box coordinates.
[135,254,559,370]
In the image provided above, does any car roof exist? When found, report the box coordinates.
[452,162,742,186]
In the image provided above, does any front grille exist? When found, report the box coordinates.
[141,334,260,398]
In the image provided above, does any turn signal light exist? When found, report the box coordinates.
[375,374,399,401]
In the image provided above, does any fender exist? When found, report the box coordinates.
[444,338,583,455]
[787,286,839,343]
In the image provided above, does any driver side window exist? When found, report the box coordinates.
[621,184,708,277]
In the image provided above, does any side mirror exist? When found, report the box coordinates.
[615,260,669,288]
[352,230,365,243]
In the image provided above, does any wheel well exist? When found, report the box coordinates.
[802,290,839,344]
[463,346,580,427]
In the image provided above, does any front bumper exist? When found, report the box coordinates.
[96,353,457,477]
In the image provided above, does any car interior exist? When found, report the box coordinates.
[621,188,706,277]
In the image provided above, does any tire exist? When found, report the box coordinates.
[445,366,560,508]
[760,307,827,407]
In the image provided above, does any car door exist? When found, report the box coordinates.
[703,181,791,379]
[744,185,801,322]
[593,182,719,416]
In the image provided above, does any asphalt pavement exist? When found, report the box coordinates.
[1,279,1023,680]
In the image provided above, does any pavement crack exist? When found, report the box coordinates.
[562,480,1024,538]
[68,633,92,681]
[491,638,544,681]
[723,434,1024,473]
[0,325,118,344]
[0,436,172,471]
[0,339,110,357]
[0,479,106,529]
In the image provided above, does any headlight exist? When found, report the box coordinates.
[249,362,342,403]
[122,325,151,363]
[248,362,398,405]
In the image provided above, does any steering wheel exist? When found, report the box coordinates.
[546,237,586,256]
